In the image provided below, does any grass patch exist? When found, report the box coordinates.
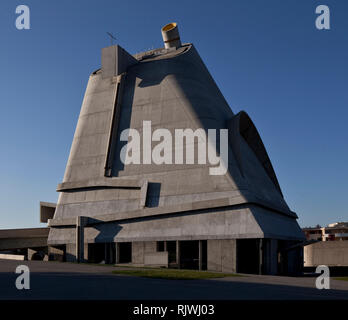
[112,268,243,280]
[335,277,348,281]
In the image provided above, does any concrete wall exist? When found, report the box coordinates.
[144,252,168,267]
[0,253,25,261]
[131,241,157,265]
[207,239,236,273]
[49,43,303,248]
[304,241,348,267]
[132,241,145,264]
[49,204,304,246]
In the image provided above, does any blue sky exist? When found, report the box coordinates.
[0,0,347,229]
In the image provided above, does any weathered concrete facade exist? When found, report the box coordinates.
[47,23,305,274]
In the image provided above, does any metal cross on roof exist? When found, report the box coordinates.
[106,32,116,45]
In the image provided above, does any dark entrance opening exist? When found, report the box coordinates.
[180,241,199,269]
[88,243,105,263]
[179,240,207,270]
[119,242,132,263]
[237,239,261,274]
[105,243,116,264]
[88,243,115,264]
[167,241,177,267]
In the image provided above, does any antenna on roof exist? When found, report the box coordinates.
[106,32,116,46]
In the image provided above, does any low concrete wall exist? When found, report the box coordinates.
[0,253,25,261]
[144,252,168,267]
[132,241,157,265]
[304,241,348,267]
[207,239,236,273]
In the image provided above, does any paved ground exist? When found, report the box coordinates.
[0,260,347,300]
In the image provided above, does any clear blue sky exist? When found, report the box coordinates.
[0,0,347,229]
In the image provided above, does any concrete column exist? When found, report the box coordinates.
[258,239,262,275]
[105,243,114,264]
[27,248,37,260]
[262,239,278,275]
[109,242,115,263]
[84,243,89,261]
[115,243,120,264]
[75,218,80,262]
[76,216,88,263]
[198,240,202,271]
[176,240,180,267]
[104,243,108,263]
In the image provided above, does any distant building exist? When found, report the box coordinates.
[303,222,348,270]
[303,222,348,242]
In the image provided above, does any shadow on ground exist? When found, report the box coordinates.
[1,272,348,300]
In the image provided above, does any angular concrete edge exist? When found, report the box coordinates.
[40,201,56,223]
[56,178,143,192]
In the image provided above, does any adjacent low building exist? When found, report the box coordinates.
[0,227,49,261]
[303,222,348,272]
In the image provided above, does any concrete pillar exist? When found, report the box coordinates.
[258,239,262,275]
[76,216,88,263]
[105,243,107,263]
[176,240,180,267]
[262,239,278,275]
[115,243,120,264]
[109,242,115,263]
[104,243,114,264]
[84,243,89,262]
[27,248,36,260]
[198,240,202,271]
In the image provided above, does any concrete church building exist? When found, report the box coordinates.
[47,23,305,275]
